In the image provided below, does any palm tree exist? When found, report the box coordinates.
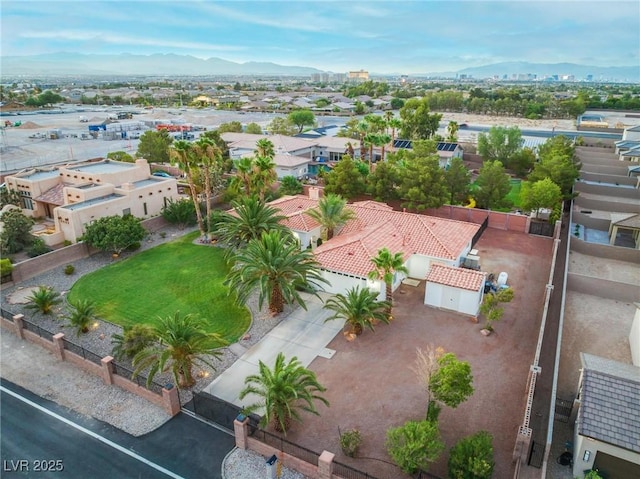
[234,156,254,195]
[239,352,329,433]
[363,132,378,169]
[447,121,459,142]
[170,140,205,237]
[132,312,227,388]
[25,286,62,314]
[324,287,390,341]
[193,137,222,238]
[252,156,277,200]
[213,196,288,258]
[368,247,409,318]
[66,298,98,336]
[307,193,355,240]
[378,133,392,163]
[356,120,370,160]
[388,117,402,145]
[255,138,275,159]
[226,230,328,314]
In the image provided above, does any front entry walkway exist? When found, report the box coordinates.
[203,292,344,409]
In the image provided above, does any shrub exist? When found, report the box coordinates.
[63,240,72,246]
[64,264,75,275]
[448,431,495,479]
[162,198,197,229]
[0,208,34,254]
[25,286,62,315]
[126,241,141,251]
[66,299,98,336]
[27,238,52,257]
[386,420,444,475]
[0,258,13,279]
[339,429,362,458]
[111,324,156,360]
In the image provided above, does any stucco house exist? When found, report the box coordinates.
[572,353,640,478]
[4,158,180,244]
[263,195,483,315]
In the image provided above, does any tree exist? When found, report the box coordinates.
[245,122,263,134]
[323,155,367,200]
[520,178,562,222]
[430,352,475,410]
[0,208,34,254]
[162,198,197,229]
[267,117,296,136]
[81,214,146,256]
[234,157,255,196]
[252,155,277,201]
[66,299,98,336]
[396,146,448,211]
[529,136,581,200]
[386,420,445,475]
[133,312,227,388]
[136,130,173,164]
[192,136,224,237]
[447,121,459,142]
[106,151,135,162]
[368,248,408,318]
[239,352,329,433]
[444,157,471,205]
[170,140,206,236]
[226,230,328,314]
[307,193,355,240]
[479,287,514,332]
[509,147,536,178]
[288,109,315,133]
[213,196,288,257]
[368,161,400,202]
[111,324,156,361]
[448,431,495,479]
[278,176,303,196]
[217,121,243,133]
[474,160,511,210]
[25,286,62,315]
[399,97,442,140]
[0,187,20,209]
[324,287,391,340]
[477,126,523,169]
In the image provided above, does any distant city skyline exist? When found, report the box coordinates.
[1,1,638,74]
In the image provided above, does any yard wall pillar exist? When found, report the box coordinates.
[52,333,65,361]
[234,416,249,450]
[12,314,25,340]
[101,356,114,385]
[162,384,181,417]
[317,450,334,479]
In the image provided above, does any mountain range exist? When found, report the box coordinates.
[1,53,638,82]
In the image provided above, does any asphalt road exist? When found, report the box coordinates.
[0,380,235,479]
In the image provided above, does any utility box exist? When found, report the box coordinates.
[265,455,277,479]
[497,272,508,287]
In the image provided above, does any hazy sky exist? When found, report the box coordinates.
[2,0,638,73]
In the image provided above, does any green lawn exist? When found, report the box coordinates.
[68,232,250,342]
[470,179,525,212]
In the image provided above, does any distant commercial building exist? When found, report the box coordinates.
[347,70,369,82]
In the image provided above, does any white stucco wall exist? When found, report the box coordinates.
[319,271,385,301]
[573,430,640,478]
[424,283,483,316]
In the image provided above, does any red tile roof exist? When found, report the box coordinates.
[265,196,481,278]
[35,183,65,206]
[426,264,486,291]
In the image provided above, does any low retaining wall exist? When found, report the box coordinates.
[0,314,180,417]
[580,172,637,186]
[575,181,640,199]
[572,212,611,231]
[571,237,640,264]
[11,242,92,283]
[567,273,640,302]
[574,196,640,214]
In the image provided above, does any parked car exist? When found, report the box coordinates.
[152,171,173,178]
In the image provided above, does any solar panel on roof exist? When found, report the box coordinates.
[394,139,413,149]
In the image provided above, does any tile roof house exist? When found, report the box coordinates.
[264,195,482,314]
[572,353,640,478]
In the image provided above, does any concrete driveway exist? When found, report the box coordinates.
[203,291,344,409]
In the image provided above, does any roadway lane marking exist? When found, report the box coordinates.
[0,385,186,479]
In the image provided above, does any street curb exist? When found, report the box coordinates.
[220,447,237,479]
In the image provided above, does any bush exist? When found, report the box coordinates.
[63,240,72,246]
[111,324,157,360]
[0,208,34,254]
[386,420,444,475]
[0,258,13,278]
[162,198,197,229]
[64,264,75,275]
[66,299,98,336]
[25,286,62,315]
[339,429,362,458]
[27,238,52,257]
[126,241,141,251]
[448,431,494,479]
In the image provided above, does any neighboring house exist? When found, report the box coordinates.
[615,125,640,161]
[4,158,179,244]
[222,133,360,178]
[392,139,464,168]
[264,195,481,312]
[572,353,640,478]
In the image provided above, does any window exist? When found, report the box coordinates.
[143,202,148,216]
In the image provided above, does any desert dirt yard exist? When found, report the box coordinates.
[268,228,555,479]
